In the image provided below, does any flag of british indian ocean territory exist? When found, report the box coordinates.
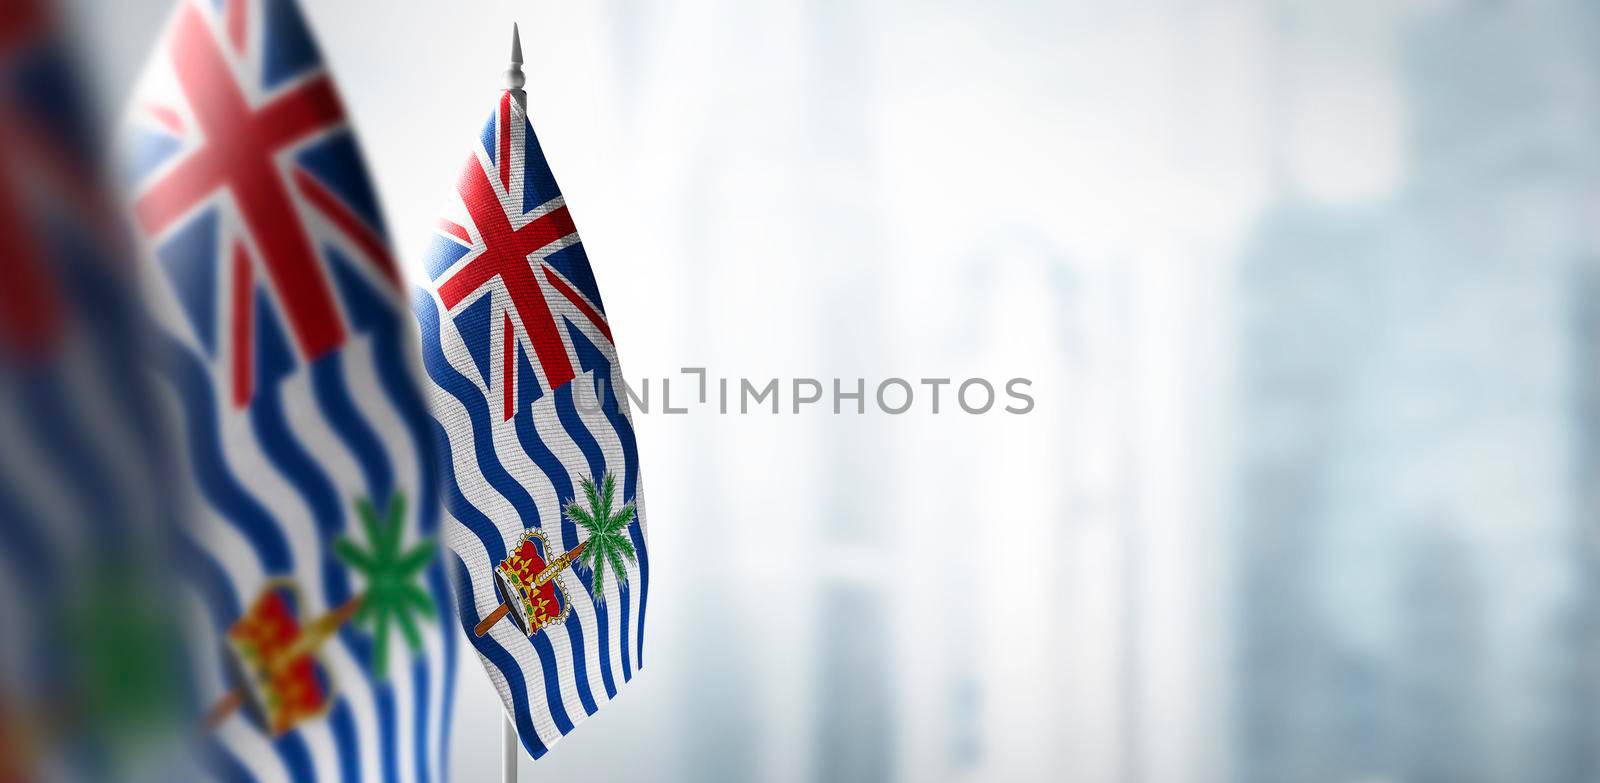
[123,0,455,780]
[0,1,189,779]
[413,81,651,760]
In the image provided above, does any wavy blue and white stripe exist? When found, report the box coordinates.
[141,253,457,783]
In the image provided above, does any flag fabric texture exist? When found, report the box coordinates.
[123,0,453,780]
[415,90,651,761]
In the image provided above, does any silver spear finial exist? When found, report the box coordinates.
[505,23,527,111]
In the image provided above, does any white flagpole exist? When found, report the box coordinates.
[500,23,526,783]
[502,714,518,783]
[506,23,527,112]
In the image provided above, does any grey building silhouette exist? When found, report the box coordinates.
[1233,0,1600,781]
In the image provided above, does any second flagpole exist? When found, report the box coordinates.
[503,714,518,783]
[500,22,527,783]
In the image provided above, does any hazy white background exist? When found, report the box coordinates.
[66,1,1591,781]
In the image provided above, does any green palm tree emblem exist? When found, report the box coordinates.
[334,493,437,678]
[566,474,637,603]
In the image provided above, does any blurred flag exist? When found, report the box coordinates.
[0,1,189,780]
[413,36,651,761]
[122,0,454,780]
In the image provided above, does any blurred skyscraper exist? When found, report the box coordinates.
[1233,1,1600,781]
[805,0,895,778]
[1564,262,1600,782]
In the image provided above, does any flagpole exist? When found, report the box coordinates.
[502,714,518,783]
[501,22,526,783]
[506,23,527,112]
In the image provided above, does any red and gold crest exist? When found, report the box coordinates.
[493,530,574,637]
[225,582,335,736]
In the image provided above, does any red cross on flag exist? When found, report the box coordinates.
[127,0,398,407]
